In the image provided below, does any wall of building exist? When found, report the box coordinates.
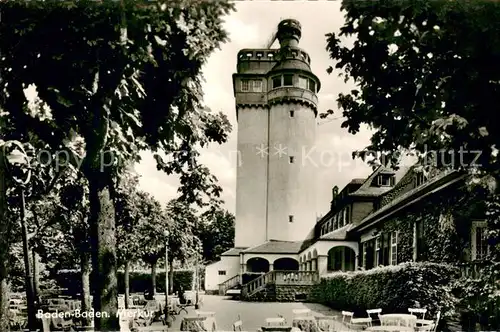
[204,256,240,291]
[235,105,269,248]
[351,201,374,225]
[266,102,317,242]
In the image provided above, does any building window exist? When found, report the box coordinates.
[345,206,350,224]
[289,215,294,223]
[253,80,262,92]
[308,79,316,93]
[272,76,282,89]
[471,220,489,260]
[289,156,294,164]
[298,76,308,89]
[283,74,294,86]
[416,172,427,187]
[218,270,226,276]
[414,220,425,261]
[333,215,339,230]
[380,233,390,266]
[375,237,381,266]
[391,231,398,265]
[329,220,333,232]
[364,239,375,269]
[241,80,250,91]
[378,175,392,187]
[289,110,294,118]
[339,210,345,228]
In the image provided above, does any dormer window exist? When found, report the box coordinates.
[378,174,394,187]
[416,172,427,187]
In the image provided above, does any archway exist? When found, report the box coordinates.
[273,258,299,271]
[246,257,270,273]
[327,246,356,272]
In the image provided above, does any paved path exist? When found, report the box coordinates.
[151,295,341,331]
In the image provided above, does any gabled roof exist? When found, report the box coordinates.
[351,170,465,232]
[221,248,246,256]
[349,165,410,197]
[242,240,303,254]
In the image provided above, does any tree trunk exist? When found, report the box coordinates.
[32,249,40,305]
[168,259,174,295]
[150,263,157,298]
[124,261,130,309]
[88,174,118,331]
[0,147,10,332]
[80,250,92,327]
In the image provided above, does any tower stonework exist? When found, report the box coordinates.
[233,19,320,248]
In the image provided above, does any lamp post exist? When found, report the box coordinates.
[3,141,36,330]
[163,230,169,325]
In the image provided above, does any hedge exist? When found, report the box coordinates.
[311,262,459,325]
[53,269,194,296]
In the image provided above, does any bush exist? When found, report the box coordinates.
[53,269,194,296]
[311,262,459,324]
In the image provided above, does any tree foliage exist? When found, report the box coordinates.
[325,0,500,325]
[198,209,234,263]
[0,1,233,328]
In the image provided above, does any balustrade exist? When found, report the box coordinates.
[241,270,319,298]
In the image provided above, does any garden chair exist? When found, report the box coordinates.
[233,315,243,331]
[341,311,371,330]
[409,308,427,325]
[315,315,337,332]
[366,308,382,325]
[415,311,440,332]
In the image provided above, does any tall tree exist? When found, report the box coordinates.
[198,210,235,263]
[325,0,500,326]
[0,1,233,329]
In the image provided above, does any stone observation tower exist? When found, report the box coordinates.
[233,19,321,248]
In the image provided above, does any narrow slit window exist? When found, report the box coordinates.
[289,215,294,223]
[289,110,294,117]
[289,156,295,163]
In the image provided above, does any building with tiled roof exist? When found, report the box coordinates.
[205,18,489,298]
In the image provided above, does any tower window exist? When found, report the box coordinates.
[289,215,294,223]
[241,80,250,91]
[253,80,262,92]
[308,79,316,93]
[272,76,282,89]
[289,156,295,163]
[283,74,293,86]
[289,110,294,117]
[218,270,226,275]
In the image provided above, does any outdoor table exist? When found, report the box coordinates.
[180,315,217,332]
[380,314,417,328]
[292,316,319,332]
[366,326,414,332]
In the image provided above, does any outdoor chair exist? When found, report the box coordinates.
[315,315,337,332]
[366,308,382,325]
[409,308,427,325]
[233,315,243,331]
[415,311,440,332]
[341,311,371,330]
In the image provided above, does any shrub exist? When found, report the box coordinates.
[311,262,459,324]
[53,269,194,295]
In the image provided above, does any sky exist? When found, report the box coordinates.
[135,1,378,218]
